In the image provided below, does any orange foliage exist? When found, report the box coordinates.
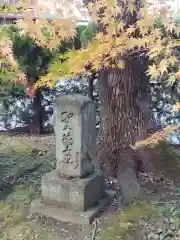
[175,72,180,79]
[26,85,36,97]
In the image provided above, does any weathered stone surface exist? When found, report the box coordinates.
[30,190,116,226]
[41,169,105,211]
[53,94,96,178]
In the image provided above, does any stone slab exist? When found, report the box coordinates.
[41,169,105,211]
[29,190,116,226]
[54,94,96,178]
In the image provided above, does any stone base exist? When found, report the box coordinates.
[41,170,105,211]
[29,190,116,226]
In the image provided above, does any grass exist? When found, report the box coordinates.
[99,200,157,240]
[0,134,60,240]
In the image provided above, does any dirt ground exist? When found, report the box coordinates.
[0,134,180,240]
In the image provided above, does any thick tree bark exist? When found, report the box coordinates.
[96,56,157,200]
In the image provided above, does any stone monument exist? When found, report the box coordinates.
[30,94,116,225]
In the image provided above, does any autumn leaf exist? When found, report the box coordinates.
[26,85,36,98]
[17,74,28,85]
[158,59,168,75]
[126,1,136,15]
[147,64,160,79]
[172,102,180,112]
[168,56,178,66]
[0,0,180,89]
[117,60,125,69]
[168,75,176,84]
[126,26,135,36]
[175,72,180,79]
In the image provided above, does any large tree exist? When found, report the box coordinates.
[85,0,157,199]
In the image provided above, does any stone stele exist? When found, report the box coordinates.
[30,94,116,226]
[54,94,96,178]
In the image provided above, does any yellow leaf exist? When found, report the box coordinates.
[168,75,176,84]
[136,38,148,48]
[117,60,125,69]
[126,26,135,35]
[117,21,125,32]
[148,41,163,59]
[139,7,147,18]
[147,64,160,79]
[127,2,136,15]
[153,28,161,38]
[166,23,175,33]
[158,59,168,75]
[168,56,178,66]
[174,26,180,35]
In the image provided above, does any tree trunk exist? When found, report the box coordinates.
[96,56,157,201]
[88,72,96,100]
[88,76,94,100]
[32,89,44,135]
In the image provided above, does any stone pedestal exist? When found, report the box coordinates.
[41,170,105,211]
[30,94,116,225]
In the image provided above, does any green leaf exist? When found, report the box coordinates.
[168,75,176,84]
